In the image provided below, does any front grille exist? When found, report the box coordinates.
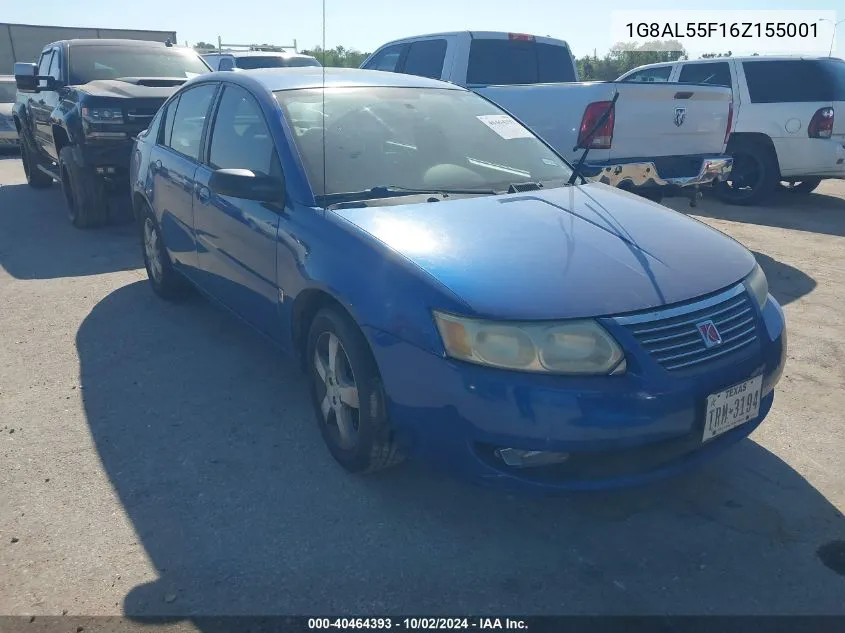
[616,284,759,372]
[126,108,159,122]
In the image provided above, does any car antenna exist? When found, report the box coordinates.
[567,90,620,186]
[320,0,327,209]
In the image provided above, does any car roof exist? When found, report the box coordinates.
[625,55,842,72]
[193,67,466,92]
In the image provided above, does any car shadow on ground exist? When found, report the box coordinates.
[695,189,845,237]
[752,250,816,307]
[76,281,845,620]
[0,182,140,280]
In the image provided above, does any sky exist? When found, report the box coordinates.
[4,0,843,59]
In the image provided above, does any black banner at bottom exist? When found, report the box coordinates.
[2,617,845,633]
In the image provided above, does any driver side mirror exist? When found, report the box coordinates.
[14,62,39,92]
[209,168,285,204]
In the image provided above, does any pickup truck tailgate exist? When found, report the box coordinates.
[477,81,732,162]
[606,82,732,159]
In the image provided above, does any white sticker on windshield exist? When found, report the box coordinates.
[185,72,200,79]
[476,114,533,140]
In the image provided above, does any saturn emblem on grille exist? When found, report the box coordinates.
[696,320,723,348]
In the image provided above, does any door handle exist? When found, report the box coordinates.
[196,184,211,202]
[151,159,162,173]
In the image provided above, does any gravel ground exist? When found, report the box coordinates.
[1,153,844,620]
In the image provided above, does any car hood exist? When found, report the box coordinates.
[331,183,757,320]
[79,79,185,99]
[0,103,13,117]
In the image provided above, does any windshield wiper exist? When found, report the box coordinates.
[316,185,498,206]
[567,91,620,186]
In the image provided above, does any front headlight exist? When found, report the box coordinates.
[433,311,626,375]
[745,263,768,309]
[81,106,124,124]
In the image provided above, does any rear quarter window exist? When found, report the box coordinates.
[466,39,576,85]
[742,59,845,102]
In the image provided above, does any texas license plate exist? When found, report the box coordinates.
[702,375,763,442]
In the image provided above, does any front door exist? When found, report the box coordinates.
[30,49,55,157]
[193,84,282,339]
[149,83,218,272]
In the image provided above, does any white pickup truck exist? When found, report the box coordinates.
[618,56,845,205]
[361,31,734,204]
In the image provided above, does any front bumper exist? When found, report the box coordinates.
[364,295,786,493]
[582,154,733,191]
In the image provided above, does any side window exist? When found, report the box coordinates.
[678,62,731,88]
[37,51,53,88]
[363,44,406,73]
[623,66,672,83]
[402,39,447,79]
[158,97,179,146]
[165,84,217,161]
[219,57,235,71]
[208,85,279,177]
[47,50,61,81]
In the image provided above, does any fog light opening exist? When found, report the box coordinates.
[495,448,570,468]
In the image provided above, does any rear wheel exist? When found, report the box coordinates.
[20,137,52,189]
[139,203,185,300]
[715,138,779,206]
[781,178,822,194]
[59,146,109,228]
[306,308,403,473]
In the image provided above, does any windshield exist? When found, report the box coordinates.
[68,46,210,84]
[274,86,572,200]
[0,81,15,103]
[237,55,321,69]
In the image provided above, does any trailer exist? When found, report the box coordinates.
[0,22,177,73]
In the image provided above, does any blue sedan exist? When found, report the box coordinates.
[129,68,787,492]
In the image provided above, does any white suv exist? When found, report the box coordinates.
[619,56,845,205]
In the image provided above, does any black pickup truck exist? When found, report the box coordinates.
[13,39,210,228]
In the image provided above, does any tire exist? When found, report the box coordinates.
[306,308,403,473]
[59,146,109,229]
[138,202,185,300]
[715,138,779,206]
[781,178,822,194]
[20,136,53,189]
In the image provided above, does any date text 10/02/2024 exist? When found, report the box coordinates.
[625,22,819,39]
[307,618,528,630]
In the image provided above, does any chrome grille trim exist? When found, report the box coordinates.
[614,283,760,372]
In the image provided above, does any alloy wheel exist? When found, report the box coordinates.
[143,217,163,284]
[313,331,361,450]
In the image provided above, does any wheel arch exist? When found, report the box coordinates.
[291,288,375,373]
[727,132,781,178]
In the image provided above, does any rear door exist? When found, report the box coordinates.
[735,58,845,175]
[193,83,282,338]
[149,82,219,272]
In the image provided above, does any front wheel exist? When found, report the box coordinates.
[59,146,109,228]
[306,308,403,473]
[781,178,822,194]
[20,138,53,189]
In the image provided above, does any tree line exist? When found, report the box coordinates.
[193,40,746,78]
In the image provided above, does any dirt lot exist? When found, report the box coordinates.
[1,153,844,618]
